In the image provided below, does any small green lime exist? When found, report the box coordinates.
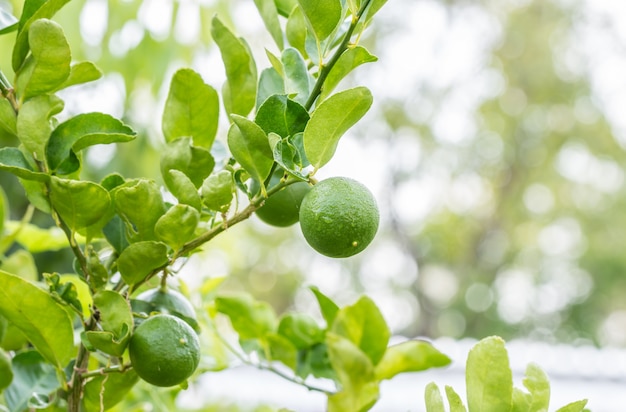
[0,348,12,390]
[129,314,200,387]
[299,177,379,258]
[256,181,311,227]
[135,287,200,332]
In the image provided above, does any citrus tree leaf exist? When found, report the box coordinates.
[512,363,550,412]
[162,68,219,149]
[82,370,138,412]
[310,286,339,326]
[326,333,379,412]
[555,400,588,412]
[12,0,71,71]
[85,291,132,356]
[466,336,513,412]
[320,46,378,101]
[363,0,388,24]
[286,6,308,58]
[0,8,18,35]
[0,147,49,181]
[227,114,273,186]
[253,0,284,50]
[304,86,373,169]
[282,48,310,105]
[16,94,64,162]
[330,295,390,366]
[0,98,17,136]
[15,18,70,99]
[160,137,215,189]
[3,221,68,253]
[0,270,75,369]
[296,0,342,42]
[4,351,58,412]
[49,177,111,232]
[255,94,310,138]
[114,179,167,242]
[425,382,445,412]
[277,313,324,349]
[211,16,257,117]
[275,0,297,17]
[215,293,277,340]
[53,61,102,91]
[103,215,129,254]
[266,333,297,370]
[46,112,136,174]
[117,241,169,287]
[0,348,12,390]
[201,170,234,213]
[446,385,468,412]
[374,340,451,381]
[164,170,201,211]
[257,67,285,109]
[154,204,200,250]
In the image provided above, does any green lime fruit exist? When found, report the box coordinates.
[256,181,312,227]
[299,177,379,258]
[129,314,200,387]
[0,348,12,391]
[135,287,200,333]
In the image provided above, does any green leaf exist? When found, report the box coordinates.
[0,147,49,181]
[211,16,257,117]
[12,0,71,71]
[275,0,297,17]
[277,313,324,349]
[555,400,588,412]
[49,177,111,232]
[286,6,308,58]
[374,340,451,381]
[215,293,277,340]
[425,382,445,412]
[0,98,17,136]
[363,0,388,23]
[282,48,311,105]
[267,332,298,370]
[117,241,169,287]
[304,86,373,169]
[228,114,274,186]
[15,19,70,99]
[160,137,215,189]
[446,386,468,412]
[3,221,68,253]
[255,94,310,138]
[296,0,342,41]
[0,348,12,391]
[0,270,75,369]
[331,295,390,366]
[257,67,285,109]
[310,286,339,326]
[162,68,219,149]
[0,8,18,35]
[82,370,139,412]
[46,112,136,174]
[53,61,102,91]
[326,333,379,412]
[114,179,167,242]
[466,336,513,412]
[16,94,64,162]
[103,215,129,254]
[512,363,550,412]
[4,351,58,412]
[155,204,200,250]
[320,46,378,101]
[270,133,308,179]
[254,0,284,49]
[0,250,38,283]
[0,185,7,238]
[201,170,234,213]
[164,170,202,211]
[85,291,133,356]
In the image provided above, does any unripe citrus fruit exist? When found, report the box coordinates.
[135,287,200,333]
[299,177,379,258]
[129,314,200,387]
[257,181,311,227]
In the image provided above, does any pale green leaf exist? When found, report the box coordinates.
[49,177,111,232]
[0,270,75,369]
[165,170,202,211]
[275,0,297,17]
[227,114,274,185]
[466,336,513,412]
[277,313,324,349]
[296,0,342,41]
[254,0,284,49]
[53,61,102,91]
[286,6,308,58]
[3,221,68,253]
[15,19,70,99]
[282,47,310,105]
[519,363,551,412]
[85,291,133,356]
[201,170,234,213]
[211,16,257,117]
[425,382,445,412]
[160,137,215,189]
[215,293,277,340]
[320,46,378,101]
[304,86,373,169]
[375,340,451,381]
[446,386,468,412]
[555,400,588,412]
[114,179,167,242]
[16,94,64,161]
[257,67,285,109]
[267,333,298,370]
[162,68,219,149]
[117,241,169,287]
[0,147,49,181]
[0,98,17,136]
[155,204,200,250]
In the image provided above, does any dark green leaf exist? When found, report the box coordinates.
[165,170,202,211]
[154,204,200,250]
[53,61,102,91]
[296,342,336,380]
[296,0,342,41]
[82,370,139,411]
[425,382,445,412]
[0,147,49,181]
[0,348,12,390]
[4,351,58,412]
[49,177,111,232]
[215,293,277,340]
[103,215,129,254]
[310,286,339,326]
[228,114,274,186]
[162,68,219,149]
[201,170,234,213]
[211,16,257,117]
[255,94,310,138]
[446,386,468,412]
[304,86,373,169]
[16,94,64,162]
[466,336,513,412]
[46,112,136,173]
[0,98,17,136]
[331,295,390,366]
[254,0,284,49]
[375,340,451,380]
[277,313,324,349]
[160,137,215,189]
[257,67,285,109]
[117,241,169,287]
[15,19,70,99]
[114,179,167,242]
[320,46,378,101]
[0,270,75,369]
[282,48,311,105]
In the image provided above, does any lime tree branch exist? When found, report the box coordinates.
[304,0,374,111]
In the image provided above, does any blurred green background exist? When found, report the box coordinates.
[2,0,626,350]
